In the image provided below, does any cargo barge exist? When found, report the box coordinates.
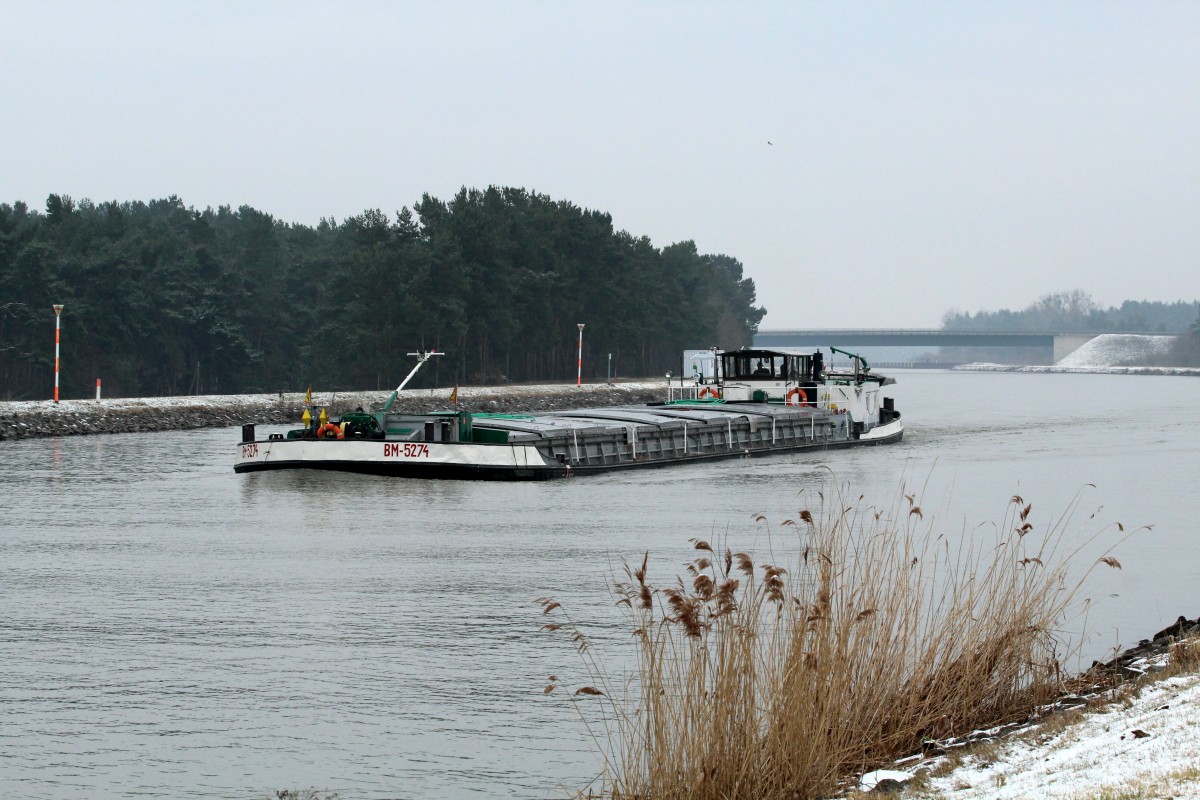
[233,347,902,480]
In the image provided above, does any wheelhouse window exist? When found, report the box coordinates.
[721,351,812,381]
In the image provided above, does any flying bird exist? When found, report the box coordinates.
[767,140,774,145]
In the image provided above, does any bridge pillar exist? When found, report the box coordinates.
[1053,334,1098,364]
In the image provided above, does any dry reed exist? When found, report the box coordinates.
[541,480,1133,800]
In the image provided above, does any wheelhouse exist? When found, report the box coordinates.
[720,349,823,383]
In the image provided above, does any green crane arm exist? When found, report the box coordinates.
[381,350,443,413]
[829,346,870,372]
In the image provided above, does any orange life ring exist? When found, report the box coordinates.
[317,422,341,439]
[785,387,809,406]
[698,386,719,399]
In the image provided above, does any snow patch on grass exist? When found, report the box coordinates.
[919,674,1200,799]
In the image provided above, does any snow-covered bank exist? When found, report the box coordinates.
[914,672,1200,799]
[954,363,1200,376]
[0,381,665,442]
[955,333,1198,375]
[1057,333,1176,368]
[854,621,1200,799]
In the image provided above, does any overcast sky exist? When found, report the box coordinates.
[4,1,1198,327]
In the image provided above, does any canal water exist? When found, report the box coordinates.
[2,371,1197,799]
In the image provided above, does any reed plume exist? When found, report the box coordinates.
[541,480,1135,800]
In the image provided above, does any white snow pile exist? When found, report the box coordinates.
[955,334,1198,375]
[955,362,1200,375]
[1056,334,1175,368]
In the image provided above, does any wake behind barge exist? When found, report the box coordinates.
[234,347,902,480]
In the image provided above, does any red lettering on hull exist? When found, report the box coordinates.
[385,443,430,458]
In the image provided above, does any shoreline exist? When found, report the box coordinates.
[7,364,1198,441]
[952,362,1200,376]
[0,381,666,442]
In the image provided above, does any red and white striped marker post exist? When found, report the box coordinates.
[576,323,585,387]
[52,304,64,403]
[96,378,102,400]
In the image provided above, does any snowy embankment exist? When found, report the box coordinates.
[856,619,1200,799]
[0,381,666,442]
[956,333,1200,376]
[912,673,1200,799]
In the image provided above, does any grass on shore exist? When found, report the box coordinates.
[541,481,1133,800]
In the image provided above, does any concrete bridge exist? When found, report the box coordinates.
[753,329,1104,363]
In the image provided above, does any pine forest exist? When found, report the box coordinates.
[0,188,766,400]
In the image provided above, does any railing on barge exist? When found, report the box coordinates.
[666,383,837,409]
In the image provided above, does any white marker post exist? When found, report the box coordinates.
[52,304,64,403]
[96,378,102,400]
[576,323,585,387]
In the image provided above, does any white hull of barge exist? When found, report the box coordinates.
[236,438,562,479]
[234,414,904,480]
